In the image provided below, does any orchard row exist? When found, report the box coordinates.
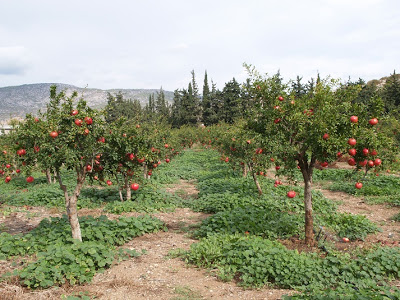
[0,86,195,241]
[1,68,397,246]
[196,67,395,245]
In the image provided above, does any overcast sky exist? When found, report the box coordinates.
[1,0,399,91]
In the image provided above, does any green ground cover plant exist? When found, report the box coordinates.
[0,214,165,288]
[18,242,116,288]
[0,148,392,295]
[185,150,378,241]
[185,234,400,298]
[392,212,400,222]
[194,207,303,239]
[330,174,400,197]
[0,214,165,259]
[103,185,184,213]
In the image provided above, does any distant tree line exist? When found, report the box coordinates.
[104,70,400,128]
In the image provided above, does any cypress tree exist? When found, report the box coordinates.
[202,71,213,125]
[190,70,201,124]
[210,81,222,124]
[186,82,197,125]
[149,94,156,114]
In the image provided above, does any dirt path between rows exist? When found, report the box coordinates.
[0,180,295,300]
[0,206,62,235]
[317,188,400,245]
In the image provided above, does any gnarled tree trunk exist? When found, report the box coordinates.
[56,168,84,242]
[143,165,148,179]
[242,163,248,177]
[125,176,131,201]
[45,169,52,184]
[298,154,316,246]
[249,163,263,195]
[303,178,314,246]
[115,175,124,201]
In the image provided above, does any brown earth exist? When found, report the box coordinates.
[316,188,400,249]
[1,205,62,235]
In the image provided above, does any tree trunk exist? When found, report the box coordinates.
[125,176,131,201]
[115,175,124,201]
[304,178,314,246]
[249,163,262,195]
[67,193,82,241]
[56,169,83,242]
[118,189,124,201]
[143,165,148,179]
[298,154,316,246]
[242,164,248,177]
[45,169,52,184]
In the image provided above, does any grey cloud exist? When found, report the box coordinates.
[0,47,30,75]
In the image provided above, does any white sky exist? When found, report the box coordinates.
[0,0,399,91]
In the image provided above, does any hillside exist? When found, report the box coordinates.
[367,73,400,87]
[0,83,174,120]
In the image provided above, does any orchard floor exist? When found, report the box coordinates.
[0,180,295,300]
[1,175,400,299]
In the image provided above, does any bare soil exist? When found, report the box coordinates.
[316,188,400,248]
[0,205,62,235]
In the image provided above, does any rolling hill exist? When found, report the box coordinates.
[0,83,174,121]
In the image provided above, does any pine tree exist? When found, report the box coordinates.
[241,78,253,117]
[221,78,242,123]
[105,92,118,123]
[143,93,157,122]
[170,89,182,127]
[156,87,169,120]
[124,99,142,122]
[343,78,379,109]
[306,78,316,96]
[382,71,400,113]
[291,76,307,99]
[104,92,143,123]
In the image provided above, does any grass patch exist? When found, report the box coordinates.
[172,285,203,300]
